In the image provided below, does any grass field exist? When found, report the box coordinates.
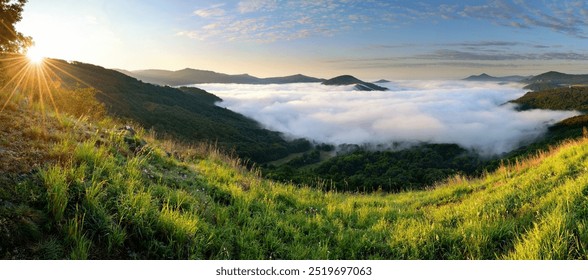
[3,85,588,260]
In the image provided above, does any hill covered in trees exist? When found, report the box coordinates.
[523,71,588,91]
[322,75,388,91]
[42,59,310,163]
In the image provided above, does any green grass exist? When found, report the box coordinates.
[4,80,588,259]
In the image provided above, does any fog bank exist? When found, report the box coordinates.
[196,81,579,155]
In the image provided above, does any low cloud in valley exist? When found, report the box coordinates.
[198,81,579,155]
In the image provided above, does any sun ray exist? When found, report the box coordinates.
[26,46,44,64]
[43,59,97,90]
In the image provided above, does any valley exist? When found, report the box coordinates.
[3,0,588,262]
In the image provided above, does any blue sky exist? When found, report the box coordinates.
[16,0,588,79]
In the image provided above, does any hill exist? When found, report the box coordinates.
[3,71,588,259]
[511,86,588,111]
[523,71,588,91]
[42,59,310,162]
[121,68,324,86]
[322,75,388,91]
[463,73,528,82]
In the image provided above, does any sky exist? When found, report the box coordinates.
[15,0,588,79]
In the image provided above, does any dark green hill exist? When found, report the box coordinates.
[45,59,310,162]
[523,71,588,90]
[496,86,588,164]
[123,68,324,86]
[511,86,588,111]
[322,75,388,91]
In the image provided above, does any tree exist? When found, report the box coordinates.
[0,0,31,53]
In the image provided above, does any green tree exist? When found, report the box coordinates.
[0,0,31,53]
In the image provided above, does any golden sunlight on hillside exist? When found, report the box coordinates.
[0,52,91,116]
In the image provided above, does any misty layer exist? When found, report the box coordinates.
[198,81,579,155]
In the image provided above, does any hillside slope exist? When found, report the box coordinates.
[42,59,310,162]
[3,76,588,259]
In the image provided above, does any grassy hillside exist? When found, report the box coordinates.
[3,67,588,259]
[40,58,310,163]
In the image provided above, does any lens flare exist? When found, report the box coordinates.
[26,46,44,64]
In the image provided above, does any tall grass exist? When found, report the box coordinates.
[40,165,69,222]
[9,83,588,259]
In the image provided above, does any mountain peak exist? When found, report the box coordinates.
[322,75,388,91]
[322,75,364,85]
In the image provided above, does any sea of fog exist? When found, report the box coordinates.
[195,81,579,155]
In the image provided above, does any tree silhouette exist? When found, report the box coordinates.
[0,0,31,53]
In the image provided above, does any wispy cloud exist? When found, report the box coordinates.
[237,0,278,13]
[179,1,588,43]
[193,4,226,18]
[414,49,588,61]
[455,0,588,38]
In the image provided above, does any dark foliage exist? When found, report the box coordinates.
[264,144,484,192]
[512,86,588,111]
[0,0,31,53]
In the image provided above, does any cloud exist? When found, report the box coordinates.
[238,0,278,13]
[194,4,226,18]
[180,1,588,43]
[197,81,579,155]
[455,0,588,38]
[414,49,588,61]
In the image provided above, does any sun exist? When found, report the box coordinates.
[26,46,45,64]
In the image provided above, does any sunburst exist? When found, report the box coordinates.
[25,46,45,64]
[0,50,93,118]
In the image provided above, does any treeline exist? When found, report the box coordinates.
[263,143,485,192]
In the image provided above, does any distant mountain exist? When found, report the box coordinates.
[523,71,588,91]
[119,68,324,86]
[373,79,391,83]
[463,73,528,82]
[322,75,388,91]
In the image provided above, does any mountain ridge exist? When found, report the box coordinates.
[463,73,528,82]
[119,68,325,86]
[523,71,588,91]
